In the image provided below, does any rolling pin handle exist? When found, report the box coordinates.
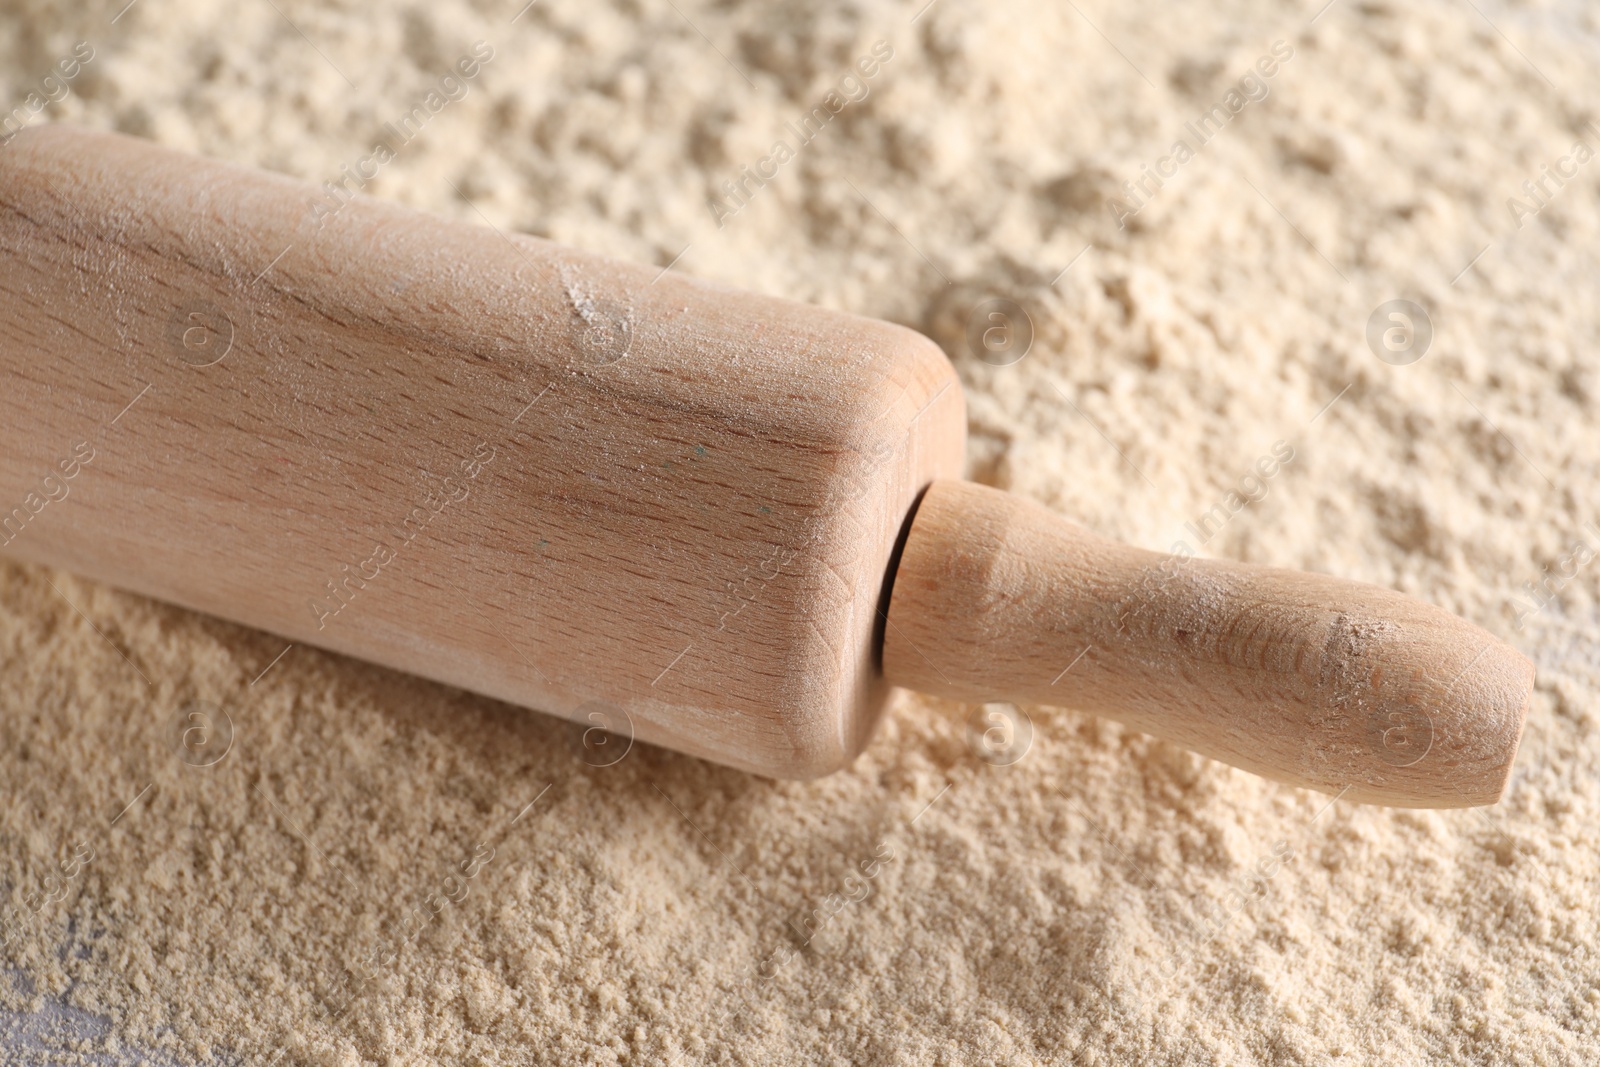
[881,480,1533,808]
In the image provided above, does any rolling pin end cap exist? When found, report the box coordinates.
[1347,637,1534,809]
[1462,643,1535,808]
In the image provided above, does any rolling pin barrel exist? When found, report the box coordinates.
[0,124,966,779]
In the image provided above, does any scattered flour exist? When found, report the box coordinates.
[2,0,1599,1063]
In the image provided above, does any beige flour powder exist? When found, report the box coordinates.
[3,0,1600,1063]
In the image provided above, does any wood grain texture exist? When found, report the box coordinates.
[0,125,966,778]
[883,481,1534,807]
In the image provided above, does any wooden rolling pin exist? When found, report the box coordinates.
[0,126,1532,807]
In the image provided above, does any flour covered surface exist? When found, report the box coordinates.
[1,0,1598,1064]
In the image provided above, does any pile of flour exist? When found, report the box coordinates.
[2,0,1598,1063]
